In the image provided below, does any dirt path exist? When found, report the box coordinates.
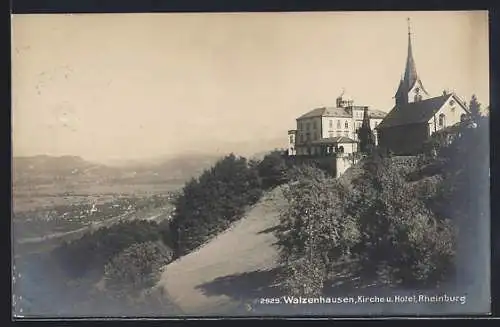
[156,186,287,315]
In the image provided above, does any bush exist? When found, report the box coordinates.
[52,220,165,278]
[103,241,174,297]
[276,150,458,295]
[279,257,327,297]
[275,165,360,294]
[171,154,263,256]
[348,154,456,287]
[257,150,290,189]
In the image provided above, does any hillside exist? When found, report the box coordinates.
[153,147,487,317]
[156,185,288,315]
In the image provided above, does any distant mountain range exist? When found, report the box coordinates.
[12,154,221,186]
[11,143,287,187]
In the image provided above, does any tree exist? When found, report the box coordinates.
[469,94,482,122]
[433,115,489,290]
[257,150,289,189]
[170,154,263,256]
[357,107,376,154]
[348,153,456,287]
[275,165,360,295]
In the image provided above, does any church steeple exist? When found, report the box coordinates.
[403,18,418,91]
[394,18,429,105]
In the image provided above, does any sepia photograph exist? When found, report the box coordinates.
[11,11,490,317]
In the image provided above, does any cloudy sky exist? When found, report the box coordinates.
[11,11,489,163]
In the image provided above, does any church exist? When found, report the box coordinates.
[375,19,470,155]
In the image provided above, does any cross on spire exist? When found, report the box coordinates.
[394,17,429,103]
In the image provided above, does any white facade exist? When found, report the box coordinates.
[287,130,297,156]
[427,94,469,136]
[295,111,383,155]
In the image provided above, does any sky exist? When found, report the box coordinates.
[11,11,489,163]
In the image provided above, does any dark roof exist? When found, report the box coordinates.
[377,94,453,129]
[368,109,388,119]
[298,107,387,119]
[298,107,351,119]
[311,136,358,145]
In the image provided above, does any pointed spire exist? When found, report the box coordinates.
[394,18,429,105]
[361,107,371,129]
[404,17,418,90]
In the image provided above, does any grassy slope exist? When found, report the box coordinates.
[154,156,485,316]
[156,185,287,315]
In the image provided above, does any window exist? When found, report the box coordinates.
[337,120,341,129]
[345,121,349,129]
[460,113,467,122]
[306,133,311,141]
[313,121,317,130]
[438,114,445,127]
[306,123,310,131]
[300,134,304,143]
[289,135,294,144]
[329,119,333,128]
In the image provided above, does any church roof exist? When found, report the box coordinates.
[377,94,452,129]
[298,107,387,119]
[311,136,358,145]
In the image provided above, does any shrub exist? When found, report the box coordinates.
[52,220,164,278]
[348,154,456,287]
[257,150,290,189]
[275,165,360,294]
[279,257,327,297]
[171,154,263,255]
[103,241,174,297]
